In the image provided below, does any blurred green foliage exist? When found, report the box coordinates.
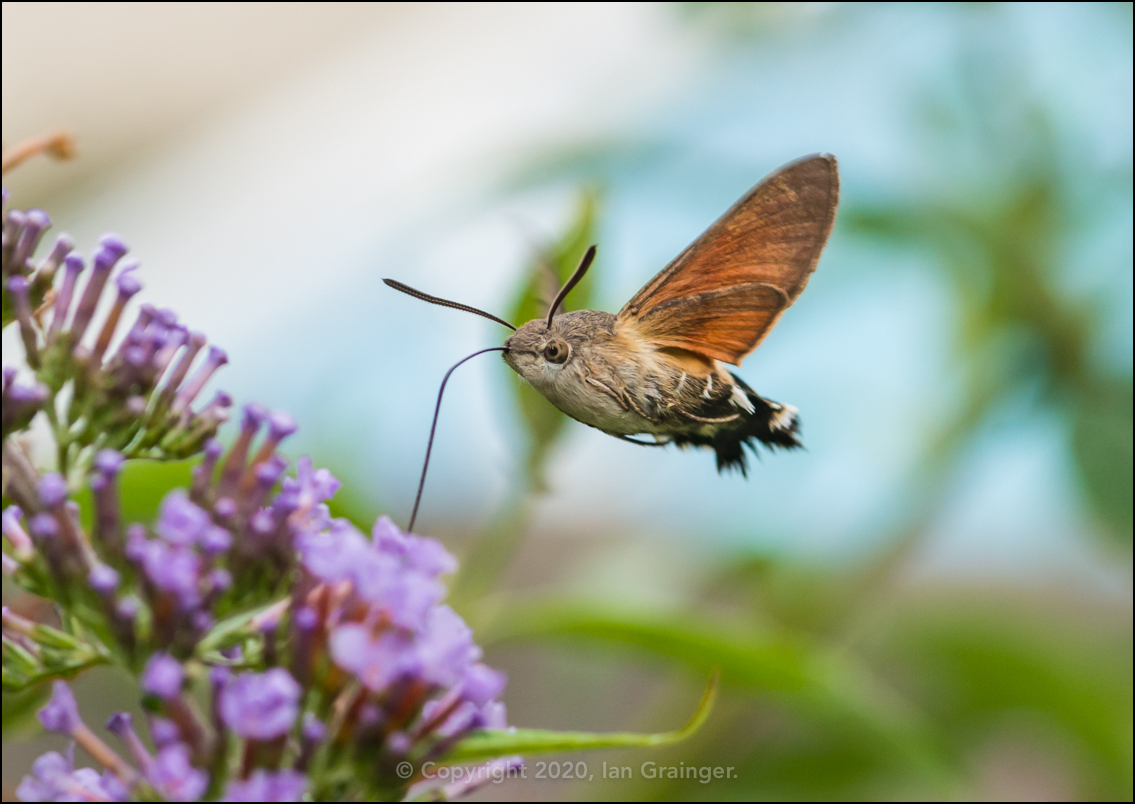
[506,189,600,489]
[446,4,1132,801]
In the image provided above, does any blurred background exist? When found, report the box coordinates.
[3,2,1131,800]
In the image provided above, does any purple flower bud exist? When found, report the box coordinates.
[88,563,120,593]
[106,711,154,774]
[267,411,297,440]
[92,261,145,362]
[116,596,140,621]
[136,539,202,608]
[156,491,210,546]
[207,568,232,592]
[301,712,326,743]
[171,345,228,415]
[7,275,39,366]
[222,769,308,802]
[214,497,238,521]
[218,668,301,740]
[38,680,81,733]
[94,449,125,476]
[49,253,85,338]
[124,524,148,561]
[294,606,319,631]
[40,233,74,276]
[11,208,49,269]
[386,730,412,754]
[199,525,232,555]
[148,743,207,803]
[71,239,126,344]
[29,512,59,540]
[142,653,185,700]
[115,263,143,297]
[105,711,133,736]
[150,716,181,747]
[209,664,233,689]
[36,473,68,508]
[243,402,268,429]
[98,233,129,260]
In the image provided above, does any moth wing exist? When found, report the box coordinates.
[618,154,838,365]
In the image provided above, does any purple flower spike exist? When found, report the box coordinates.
[222,769,308,802]
[148,743,207,803]
[38,680,81,733]
[218,668,301,740]
[142,653,185,700]
[156,491,210,546]
[49,252,85,338]
[37,472,68,508]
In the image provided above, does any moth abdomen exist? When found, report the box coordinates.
[670,373,801,476]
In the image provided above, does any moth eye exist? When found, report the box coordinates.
[543,340,569,364]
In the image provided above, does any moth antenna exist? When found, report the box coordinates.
[407,346,508,532]
[384,279,517,331]
[546,245,597,329]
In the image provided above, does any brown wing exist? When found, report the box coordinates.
[618,154,838,365]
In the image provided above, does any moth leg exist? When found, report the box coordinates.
[585,377,629,411]
[615,434,667,447]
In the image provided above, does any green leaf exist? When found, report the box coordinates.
[73,457,197,533]
[1071,376,1134,544]
[479,600,945,776]
[2,681,52,737]
[196,597,289,658]
[506,189,600,487]
[445,671,718,763]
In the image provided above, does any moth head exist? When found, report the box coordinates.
[502,320,574,382]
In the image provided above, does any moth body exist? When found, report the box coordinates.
[503,310,801,473]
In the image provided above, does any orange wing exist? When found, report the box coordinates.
[618,154,838,366]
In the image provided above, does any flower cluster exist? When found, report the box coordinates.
[2,192,231,482]
[2,191,513,802]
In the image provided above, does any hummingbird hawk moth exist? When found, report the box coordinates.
[386,154,839,478]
